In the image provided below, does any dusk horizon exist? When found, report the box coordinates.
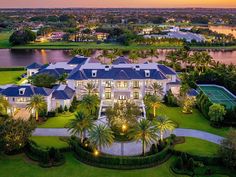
[1,0,236,8]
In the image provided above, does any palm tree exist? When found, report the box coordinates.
[82,82,98,95]
[149,83,164,96]
[26,95,46,121]
[190,51,213,73]
[166,50,179,70]
[58,73,68,85]
[88,124,114,151]
[129,119,158,156]
[154,116,176,141]
[0,95,10,115]
[144,94,162,117]
[68,111,94,143]
[79,95,100,116]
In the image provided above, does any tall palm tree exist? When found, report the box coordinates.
[166,50,179,70]
[82,82,98,95]
[79,95,100,116]
[68,111,94,143]
[144,94,161,117]
[26,95,46,121]
[88,124,114,151]
[129,119,158,156]
[149,83,164,96]
[154,116,176,141]
[190,51,213,73]
[0,95,10,115]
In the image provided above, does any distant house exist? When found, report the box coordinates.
[49,32,66,41]
[96,32,109,41]
[144,31,205,42]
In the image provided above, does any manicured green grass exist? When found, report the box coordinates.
[38,112,75,128]
[30,136,69,149]
[0,153,187,177]
[157,104,229,137]
[12,42,183,50]
[174,137,219,157]
[0,31,12,48]
[0,71,25,85]
[10,41,236,50]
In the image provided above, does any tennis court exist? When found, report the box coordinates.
[198,84,236,109]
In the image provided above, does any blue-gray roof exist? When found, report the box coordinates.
[36,68,71,79]
[68,67,167,80]
[67,56,88,65]
[1,85,53,97]
[52,85,75,100]
[187,89,199,97]
[26,62,42,69]
[112,56,131,65]
[158,64,176,75]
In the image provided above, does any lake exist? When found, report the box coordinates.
[0,49,235,67]
[209,26,236,38]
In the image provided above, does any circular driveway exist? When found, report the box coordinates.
[33,128,225,156]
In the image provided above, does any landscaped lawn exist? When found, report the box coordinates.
[0,153,188,177]
[0,31,12,48]
[174,137,219,157]
[30,136,69,149]
[12,41,183,50]
[38,112,75,128]
[157,104,229,137]
[0,70,25,85]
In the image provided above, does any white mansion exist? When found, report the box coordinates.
[0,56,180,117]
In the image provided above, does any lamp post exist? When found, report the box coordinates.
[121,124,127,156]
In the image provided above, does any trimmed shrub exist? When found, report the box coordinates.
[176,157,184,169]
[24,141,65,168]
[188,158,194,171]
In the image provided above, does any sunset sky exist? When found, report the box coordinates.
[1,0,236,8]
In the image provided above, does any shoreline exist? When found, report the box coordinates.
[1,45,236,51]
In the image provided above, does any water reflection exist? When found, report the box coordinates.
[0,49,235,67]
[209,26,236,38]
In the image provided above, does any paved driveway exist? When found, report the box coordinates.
[33,128,225,156]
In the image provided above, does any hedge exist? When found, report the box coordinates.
[171,149,222,166]
[25,141,65,168]
[70,138,173,169]
[170,150,235,177]
[0,67,25,71]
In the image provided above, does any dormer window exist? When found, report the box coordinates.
[135,65,140,71]
[105,65,110,71]
[19,88,26,95]
[92,70,97,77]
[145,70,150,77]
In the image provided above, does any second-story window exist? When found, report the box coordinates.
[133,81,139,88]
[117,81,128,88]
[105,81,111,88]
